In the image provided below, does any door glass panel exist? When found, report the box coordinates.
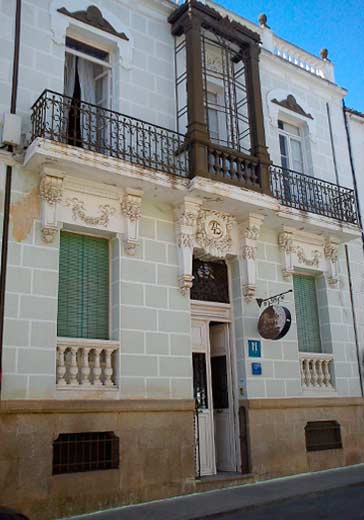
[291,138,304,173]
[279,134,289,170]
[211,355,229,409]
[193,353,208,409]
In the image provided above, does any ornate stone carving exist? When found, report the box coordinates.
[121,190,143,256]
[296,246,321,268]
[324,240,338,263]
[278,232,294,254]
[57,5,129,40]
[65,197,116,227]
[41,227,58,243]
[40,175,63,205]
[239,214,264,303]
[178,275,194,295]
[196,210,234,259]
[175,197,202,295]
[121,195,142,222]
[241,245,256,260]
[272,95,313,120]
[177,233,194,249]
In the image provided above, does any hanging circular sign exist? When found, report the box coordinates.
[258,305,291,340]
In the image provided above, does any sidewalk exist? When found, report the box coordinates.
[65,464,364,520]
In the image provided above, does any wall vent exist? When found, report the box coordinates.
[305,421,342,452]
[53,431,119,474]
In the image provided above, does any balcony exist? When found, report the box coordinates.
[299,352,336,395]
[29,90,358,226]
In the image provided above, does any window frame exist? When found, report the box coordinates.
[293,272,323,354]
[57,230,112,341]
[278,119,305,173]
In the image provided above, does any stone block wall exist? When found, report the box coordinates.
[0,400,195,520]
[243,397,364,479]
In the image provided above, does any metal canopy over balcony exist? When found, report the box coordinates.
[30,89,358,226]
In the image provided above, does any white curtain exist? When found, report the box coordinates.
[64,53,76,98]
[77,57,97,148]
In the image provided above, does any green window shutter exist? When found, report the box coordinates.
[58,232,109,340]
[293,274,322,353]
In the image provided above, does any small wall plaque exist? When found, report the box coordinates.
[252,362,262,376]
[248,339,261,358]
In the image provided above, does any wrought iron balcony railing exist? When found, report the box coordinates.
[270,164,357,225]
[31,89,189,177]
[30,90,358,226]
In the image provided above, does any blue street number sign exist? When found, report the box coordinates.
[248,339,261,358]
[252,362,262,376]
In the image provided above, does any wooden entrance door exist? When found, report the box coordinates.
[192,319,215,476]
[210,323,236,472]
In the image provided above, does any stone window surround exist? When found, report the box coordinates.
[267,88,316,174]
[50,0,133,73]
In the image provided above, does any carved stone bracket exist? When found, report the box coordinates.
[324,238,339,286]
[239,214,264,302]
[278,230,295,278]
[120,189,143,256]
[175,197,202,295]
[39,170,64,243]
[278,228,337,285]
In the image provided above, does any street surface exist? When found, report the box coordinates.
[214,483,364,520]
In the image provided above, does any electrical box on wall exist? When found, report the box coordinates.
[2,113,22,146]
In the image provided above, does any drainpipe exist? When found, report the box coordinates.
[0,0,22,397]
[342,100,364,397]
[326,102,364,397]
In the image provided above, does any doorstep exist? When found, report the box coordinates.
[195,472,255,493]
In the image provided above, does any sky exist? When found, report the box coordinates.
[214,0,364,111]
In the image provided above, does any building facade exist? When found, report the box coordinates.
[0,0,363,518]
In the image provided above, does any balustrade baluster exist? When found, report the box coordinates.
[68,347,79,386]
[316,359,324,387]
[80,347,91,386]
[322,359,333,387]
[303,358,311,387]
[57,345,67,386]
[311,359,319,387]
[103,349,114,387]
[92,348,103,386]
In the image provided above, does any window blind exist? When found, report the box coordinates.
[57,232,109,339]
[293,274,322,353]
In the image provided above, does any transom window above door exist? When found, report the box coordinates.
[278,119,304,173]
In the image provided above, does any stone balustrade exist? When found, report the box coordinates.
[299,352,335,393]
[57,338,119,388]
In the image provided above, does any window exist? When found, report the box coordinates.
[193,353,208,409]
[278,120,304,173]
[57,232,109,340]
[53,432,119,474]
[64,37,112,148]
[191,258,229,303]
[305,421,342,452]
[293,274,322,353]
[207,91,219,143]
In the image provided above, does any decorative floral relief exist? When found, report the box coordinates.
[278,232,294,253]
[245,224,261,241]
[41,227,58,243]
[65,198,115,227]
[121,196,142,222]
[241,245,256,260]
[177,233,194,249]
[324,240,338,263]
[296,246,321,268]
[40,176,63,205]
[196,210,234,258]
[177,210,198,227]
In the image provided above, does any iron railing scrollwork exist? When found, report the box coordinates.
[270,164,358,225]
[31,89,189,178]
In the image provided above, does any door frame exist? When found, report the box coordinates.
[191,300,240,474]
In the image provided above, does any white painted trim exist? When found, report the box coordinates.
[50,0,133,69]
[191,300,232,322]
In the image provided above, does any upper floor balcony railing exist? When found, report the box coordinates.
[31,89,189,178]
[270,164,357,225]
[30,90,358,226]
